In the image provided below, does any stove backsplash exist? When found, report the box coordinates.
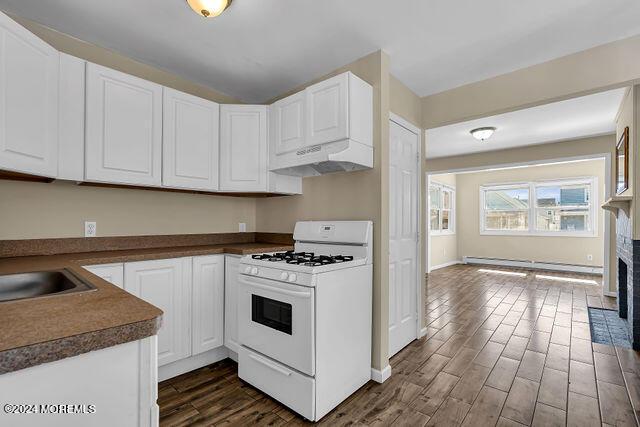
[616,209,640,349]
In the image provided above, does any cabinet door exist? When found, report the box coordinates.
[124,258,191,366]
[0,12,58,178]
[224,255,241,353]
[220,105,268,191]
[85,63,162,186]
[305,73,348,146]
[163,88,219,191]
[271,91,305,155]
[83,263,124,289]
[192,255,224,355]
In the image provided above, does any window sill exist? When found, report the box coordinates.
[431,231,456,236]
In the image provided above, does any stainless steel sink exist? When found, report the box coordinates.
[0,269,96,303]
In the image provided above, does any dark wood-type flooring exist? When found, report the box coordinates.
[159,264,640,426]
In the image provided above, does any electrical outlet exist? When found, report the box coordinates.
[84,221,97,237]
[238,222,247,232]
[587,254,593,261]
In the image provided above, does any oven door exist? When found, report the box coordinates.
[238,274,315,376]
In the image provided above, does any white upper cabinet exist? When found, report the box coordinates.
[0,12,59,178]
[191,255,224,355]
[124,258,191,367]
[271,91,305,155]
[58,53,86,181]
[85,63,163,186]
[220,105,268,192]
[163,89,219,191]
[305,73,349,146]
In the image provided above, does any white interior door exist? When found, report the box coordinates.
[389,118,419,357]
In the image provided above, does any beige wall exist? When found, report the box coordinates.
[422,35,640,129]
[390,75,422,129]
[455,160,606,267]
[256,51,391,371]
[0,15,258,240]
[0,181,256,239]
[429,174,458,268]
[425,134,617,293]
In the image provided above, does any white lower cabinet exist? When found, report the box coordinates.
[123,255,226,372]
[224,255,241,354]
[192,255,224,355]
[83,263,124,288]
[125,258,192,367]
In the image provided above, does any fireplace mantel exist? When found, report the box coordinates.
[602,195,632,219]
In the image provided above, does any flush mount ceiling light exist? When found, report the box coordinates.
[186,0,232,18]
[470,126,496,141]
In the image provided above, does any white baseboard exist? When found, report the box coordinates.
[159,346,229,382]
[419,327,428,338]
[462,256,603,275]
[429,260,461,272]
[371,364,392,383]
[603,290,618,297]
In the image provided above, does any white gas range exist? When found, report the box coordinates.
[237,221,373,422]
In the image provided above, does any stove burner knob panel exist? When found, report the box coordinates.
[250,267,259,275]
[280,272,289,281]
[244,266,251,274]
[287,273,297,283]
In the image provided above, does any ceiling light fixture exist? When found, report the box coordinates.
[186,0,232,18]
[470,126,496,141]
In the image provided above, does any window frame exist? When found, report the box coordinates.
[429,182,455,236]
[479,177,598,238]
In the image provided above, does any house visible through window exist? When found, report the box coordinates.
[429,183,455,234]
[480,178,597,236]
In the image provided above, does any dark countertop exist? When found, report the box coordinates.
[0,242,293,374]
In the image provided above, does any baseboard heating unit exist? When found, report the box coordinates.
[462,257,603,275]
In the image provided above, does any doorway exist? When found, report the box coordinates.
[388,114,421,357]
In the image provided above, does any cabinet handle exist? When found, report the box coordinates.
[248,353,292,376]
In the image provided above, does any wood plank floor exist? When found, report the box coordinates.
[159,264,640,426]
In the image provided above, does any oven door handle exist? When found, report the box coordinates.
[239,276,313,299]
[248,353,292,376]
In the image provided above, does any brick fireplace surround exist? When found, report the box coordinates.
[616,209,640,349]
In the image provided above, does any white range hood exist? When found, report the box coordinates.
[268,72,373,177]
[269,139,373,177]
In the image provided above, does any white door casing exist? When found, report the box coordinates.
[0,12,59,178]
[388,117,420,357]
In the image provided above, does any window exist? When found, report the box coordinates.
[480,178,597,236]
[429,183,455,234]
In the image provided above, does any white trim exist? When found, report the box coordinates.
[463,256,603,275]
[430,260,462,271]
[602,152,612,295]
[389,113,423,354]
[419,327,429,339]
[603,290,617,297]
[371,364,392,383]
[429,182,456,235]
[479,177,598,237]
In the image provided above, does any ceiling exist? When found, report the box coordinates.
[1,1,639,103]
[425,88,627,159]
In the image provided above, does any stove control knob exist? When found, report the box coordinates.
[288,273,297,282]
[244,266,251,274]
[251,267,258,275]
[280,272,289,281]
